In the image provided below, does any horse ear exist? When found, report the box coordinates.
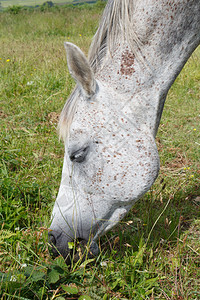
[64,42,96,98]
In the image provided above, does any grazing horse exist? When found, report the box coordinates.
[49,0,200,260]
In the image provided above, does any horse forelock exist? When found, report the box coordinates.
[58,88,80,142]
[59,0,140,142]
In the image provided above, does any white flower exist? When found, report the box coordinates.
[27,81,34,86]
[10,275,17,282]
[100,261,108,267]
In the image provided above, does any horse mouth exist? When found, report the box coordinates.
[48,234,99,264]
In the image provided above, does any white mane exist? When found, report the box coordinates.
[89,0,140,72]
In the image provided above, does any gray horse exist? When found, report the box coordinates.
[49,0,200,261]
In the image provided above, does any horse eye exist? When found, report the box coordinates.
[69,146,89,163]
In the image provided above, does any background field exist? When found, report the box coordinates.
[0,4,199,300]
[0,0,99,8]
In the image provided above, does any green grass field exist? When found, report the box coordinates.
[0,0,98,9]
[0,4,199,299]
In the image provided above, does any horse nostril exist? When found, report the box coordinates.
[48,232,56,246]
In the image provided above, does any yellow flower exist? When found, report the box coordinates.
[193,128,196,131]
[6,59,10,62]
[190,175,194,178]
[79,34,82,37]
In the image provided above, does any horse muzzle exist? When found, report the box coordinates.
[48,230,99,264]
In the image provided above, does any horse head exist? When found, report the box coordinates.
[48,42,159,260]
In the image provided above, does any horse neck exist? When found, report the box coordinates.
[95,0,200,137]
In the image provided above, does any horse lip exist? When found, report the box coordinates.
[89,240,99,256]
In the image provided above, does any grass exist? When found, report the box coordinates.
[0,4,200,299]
[0,0,100,10]
[0,0,99,9]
